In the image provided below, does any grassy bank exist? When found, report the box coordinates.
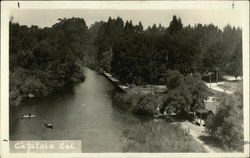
[122,121,206,152]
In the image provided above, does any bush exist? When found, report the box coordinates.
[164,69,184,90]
[205,93,243,151]
[112,90,139,110]
[9,69,50,105]
[131,95,156,116]
[22,77,48,96]
[113,91,156,116]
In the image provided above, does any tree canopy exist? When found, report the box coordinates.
[10,15,242,105]
[161,70,211,116]
[9,17,88,105]
[89,15,242,84]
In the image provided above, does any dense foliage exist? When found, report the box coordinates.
[161,70,211,116]
[114,70,211,117]
[10,15,242,108]
[113,90,157,116]
[91,15,242,84]
[10,18,88,105]
[205,92,243,151]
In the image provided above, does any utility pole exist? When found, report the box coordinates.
[215,68,219,85]
[139,76,141,86]
[207,72,213,88]
[216,71,218,85]
[209,74,211,88]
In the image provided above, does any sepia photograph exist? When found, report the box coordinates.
[1,1,249,157]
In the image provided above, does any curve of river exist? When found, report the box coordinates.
[9,68,140,152]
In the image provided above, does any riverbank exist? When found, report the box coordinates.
[9,62,86,106]
[102,71,126,93]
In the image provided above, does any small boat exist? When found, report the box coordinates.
[44,120,53,129]
[18,114,36,119]
[120,85,129,89]
[44,123,53,129]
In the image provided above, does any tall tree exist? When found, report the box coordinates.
[168,15,183,34]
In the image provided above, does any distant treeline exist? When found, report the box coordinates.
[92,16,242,84]
[9,15,242,105]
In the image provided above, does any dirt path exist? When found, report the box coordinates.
[180,121,216,153]
[180,82,238,152]
[205,82,233,94]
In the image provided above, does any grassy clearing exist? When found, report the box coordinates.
[122,121,206,152]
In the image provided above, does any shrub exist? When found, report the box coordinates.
[113,91,156,116]
[205,93,243,151]
[112,90,139,110]
[20,76,49,97]
[131,95,156,116]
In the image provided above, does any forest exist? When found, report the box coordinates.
[93,16,242,85]
[9,15,242,105]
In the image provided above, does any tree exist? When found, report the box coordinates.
[9,18,88,105]
[94,17,125,72]
[161,70,210,116]
[168,15,183,34]
[206,93,243,151]
[222,25,242,79]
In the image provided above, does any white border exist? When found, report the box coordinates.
[1,1,249,158]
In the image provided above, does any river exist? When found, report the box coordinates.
[9,68,140,152]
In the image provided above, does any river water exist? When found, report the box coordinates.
[9,68,140,152]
